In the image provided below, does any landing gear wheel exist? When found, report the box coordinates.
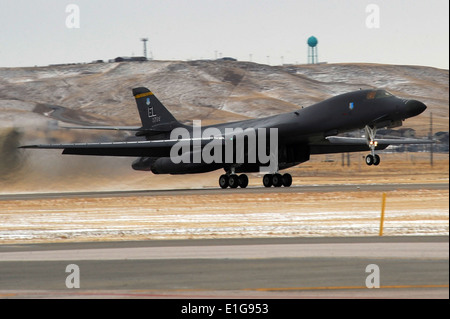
[228,174,239,188]
[373,154,380,166]
[272,173,283,187]
[282,173,292,187]
[263,174,273,187]
[238,174,249,188]
[219,174,229,189]
[365,155,374,166]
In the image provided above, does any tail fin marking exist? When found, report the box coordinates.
[132,87,179,130]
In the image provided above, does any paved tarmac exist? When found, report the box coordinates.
[0,182,448,201]
[1,183,448,299]
[0,236,448,299]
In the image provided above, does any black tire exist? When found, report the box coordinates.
[365,155,374,166]
[219,174,229,189]
[272,173,283,187]
[282,173,292,187]
[263,174,273,187]
[373,154,380,166]
[238,174,249,188]
[228,174,239,188]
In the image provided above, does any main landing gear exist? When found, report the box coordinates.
[218,171,293,188]
[262,173,292,187]
[365,125,381,166]
[219,174,249,189]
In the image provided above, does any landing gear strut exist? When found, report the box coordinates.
[365,125,381,166]
[263,173,292,188]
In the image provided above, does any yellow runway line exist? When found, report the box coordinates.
[247,284,449,292]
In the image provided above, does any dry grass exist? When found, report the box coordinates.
[0,188,447,244]
[0,152,448,244]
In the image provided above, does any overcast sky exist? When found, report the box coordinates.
[0,0,448,69]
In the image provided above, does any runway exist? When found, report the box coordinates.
[0,236,448,299]
[0,182,448,201]
[1,182,448,299]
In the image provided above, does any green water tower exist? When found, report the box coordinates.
[307,36,318,64]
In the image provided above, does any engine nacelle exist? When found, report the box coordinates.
[150,157,223,175]
[131,157,156,171]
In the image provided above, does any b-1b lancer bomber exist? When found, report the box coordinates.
[22,87,432,189]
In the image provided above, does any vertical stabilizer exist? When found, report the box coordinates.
[132,87,179,130]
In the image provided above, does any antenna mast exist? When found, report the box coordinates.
[141,38,148,60]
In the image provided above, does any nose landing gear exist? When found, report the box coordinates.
[365,154,380,166]
[365,125,381,166]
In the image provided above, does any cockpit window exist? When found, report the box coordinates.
[375,90,393,98]
[367,90,393,100]
[366,91,376,99]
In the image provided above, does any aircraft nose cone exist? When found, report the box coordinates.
[405,100,427,117]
